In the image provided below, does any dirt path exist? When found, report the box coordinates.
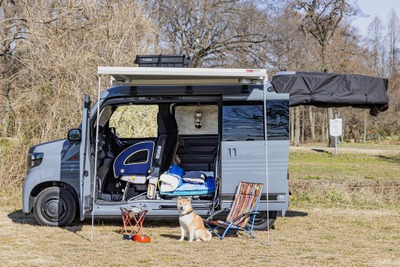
[290,145,400,155]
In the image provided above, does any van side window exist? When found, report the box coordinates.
[222,103,264,141]
[266,100,289,140]
[109,105,159,138]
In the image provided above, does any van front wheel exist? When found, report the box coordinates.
[33,187,76,227]
[250,211,277,231]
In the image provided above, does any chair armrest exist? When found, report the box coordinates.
[242,210,259,217]
[229,210,259,224]
[206,208,230,220]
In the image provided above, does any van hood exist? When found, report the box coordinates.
[29,139,67,153]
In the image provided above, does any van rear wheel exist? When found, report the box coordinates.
[33,187,76,227]
[251,211,277,231]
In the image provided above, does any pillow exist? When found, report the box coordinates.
[182,171,207,184]
[160,173,182,192]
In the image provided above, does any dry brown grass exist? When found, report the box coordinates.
[2,146,399,266]
[1,192,400,267]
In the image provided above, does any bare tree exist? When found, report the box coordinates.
[296,0,359,71]
[148,0,267,67]
[367,16,386,76]
[358,16,387,142]
[11,1,158,141]
[266,4,315,70]
[265,4,318,144]
[0,0,158,188]
[387,9,400,78]
[295,0,360,146]
[0,0,26,137]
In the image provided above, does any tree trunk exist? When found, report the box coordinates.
[301,106,305,143]
[1,53,11,138]
[309,106,316,141]
[294,106,300,146]
[363,110,367,143]
[321,112,326,142]
[2,88,10,138]
[290,107,294,144]
[327,108,334,147]
[321,44,328,72]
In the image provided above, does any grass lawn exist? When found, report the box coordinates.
[289,146,400,210]
[0,144,399,266]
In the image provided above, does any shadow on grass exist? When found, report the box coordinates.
[376,154,400,164]
[8,209,295,241]
[82,217,181,229]
[7,209,36,225]
[7,209,86,240]
[285,210,308,217]
[160,233,181,240]
[311,148,332,155]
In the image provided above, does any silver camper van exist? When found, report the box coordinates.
[23,56,290,228]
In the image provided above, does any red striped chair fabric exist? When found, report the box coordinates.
[203,181,264,239]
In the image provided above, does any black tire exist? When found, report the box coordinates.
[33,187,76,227]
[250,211,277,231]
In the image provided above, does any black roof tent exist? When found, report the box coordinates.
[271,71,389,116]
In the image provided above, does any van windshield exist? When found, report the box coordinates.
[108,105,159,138]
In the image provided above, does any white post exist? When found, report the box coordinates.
[263,77,270,245]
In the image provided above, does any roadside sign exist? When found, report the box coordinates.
[330,118,342,137]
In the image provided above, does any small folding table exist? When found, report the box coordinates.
[120,207,148,237]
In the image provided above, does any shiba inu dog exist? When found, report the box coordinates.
[177,196,212,242]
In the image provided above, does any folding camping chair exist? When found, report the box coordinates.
[203,181,263,239]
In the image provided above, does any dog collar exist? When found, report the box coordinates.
[183,209,194,216]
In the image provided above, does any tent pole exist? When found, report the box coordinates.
[263,77,270,245]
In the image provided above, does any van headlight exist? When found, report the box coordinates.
[27,152,44,169]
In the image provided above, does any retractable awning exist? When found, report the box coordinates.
[98,66,267,86]
[272,71,389,115]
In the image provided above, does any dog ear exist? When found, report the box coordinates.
[188,196,192,202]
[178,196,181,201]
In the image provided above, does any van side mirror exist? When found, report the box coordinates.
[68,129,81,142]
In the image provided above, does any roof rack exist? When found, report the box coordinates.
[134,54,192,68]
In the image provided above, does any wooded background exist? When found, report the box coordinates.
[0,0,399,189]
